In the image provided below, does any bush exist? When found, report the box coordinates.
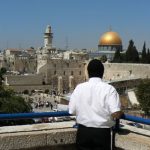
[0,86,34,126]
[136,79,150,115]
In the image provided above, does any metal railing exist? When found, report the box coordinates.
[121,114,150,125]
[0,111,70,120]
[0,111,149,126]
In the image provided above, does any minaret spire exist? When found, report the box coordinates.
[44,25,53,48]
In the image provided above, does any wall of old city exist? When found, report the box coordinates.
[6,74,44,86]
[4,62,150,93]
[9,85,51,93]
[14,56,37,74]
[103,63,150,81]
[5,74,49,93]
[2,49,37,73]
[39,59,86,92]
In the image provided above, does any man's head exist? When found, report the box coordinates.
[87,59,104,78]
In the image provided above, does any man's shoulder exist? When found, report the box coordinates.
[100,81,116,91]
[73,82,88,93]
[77,81,89,88]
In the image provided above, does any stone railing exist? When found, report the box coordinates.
[0,121,150,150]
[0,111,150,150]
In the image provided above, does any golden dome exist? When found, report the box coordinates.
[99,31,122,46]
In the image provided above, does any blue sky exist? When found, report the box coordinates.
[0,0,150,51]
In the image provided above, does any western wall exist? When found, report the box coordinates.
[103,63,150,81]
[5,62,150,93]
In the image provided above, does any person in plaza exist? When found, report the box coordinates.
[69,59,122,150]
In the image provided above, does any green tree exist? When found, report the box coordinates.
[126,40,134,62]
[0,67,7,85]
[133,46,139,62]
[141,42,147,63]
[0,86,33,126]
[113,49,122,63]
[23,89,29,94]
[120,53,126,62]
[136,79,150,115]
[147,48,150,64]
[126,40,139,63]
[100,55,107,63]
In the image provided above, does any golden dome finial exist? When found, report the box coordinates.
[109,25,112,31]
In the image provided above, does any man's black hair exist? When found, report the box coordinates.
[87,59,104,78]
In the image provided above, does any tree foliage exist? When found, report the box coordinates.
[23,89,29,94]
[0,86,33,126]
[112,39,146,63]
[136,79,150,115]
[100,55,107,63]
[141,42,147,63]
[147,49,150,63]
[126,40,139,63]
[0,67,7,85]
[113,49,122,63]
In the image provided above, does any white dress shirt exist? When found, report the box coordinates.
[69,78,121,128]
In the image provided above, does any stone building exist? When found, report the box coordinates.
[3,25,150,95]
[14,53,37,74]
[63,51,89,60]
[3,25,88,93]
[3,48,22,70]
[38,59,86,93]
[89,30,124,61]
[35,25,88,93]
[3,48,37,74]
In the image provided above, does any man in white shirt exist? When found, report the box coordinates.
[69,59,122,150]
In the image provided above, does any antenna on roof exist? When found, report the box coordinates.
[6,40,9,49]
[65,36,69,50]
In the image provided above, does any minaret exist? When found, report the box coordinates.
[44,25,53,48]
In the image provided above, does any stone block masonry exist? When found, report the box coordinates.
[0,122,150,150]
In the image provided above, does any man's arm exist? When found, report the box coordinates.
[111,111,123,120]
[107,87,122,120]
[68,87,78,115]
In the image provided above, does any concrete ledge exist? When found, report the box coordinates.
[0,122,75,134]
[115,125,150,150]
[0,122,150,150]
[0,122,76,150]
[0,128,76,150]
[116,132,150,150]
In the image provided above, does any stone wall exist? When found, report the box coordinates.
[39,59,86,92]
[14,56,37,74]
[9,85,51,93]
[103,63,150,81]
[6,74,44,86]
[0,122,150,150]
[4,62,150,93]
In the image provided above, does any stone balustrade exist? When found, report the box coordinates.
[0,121,150,150]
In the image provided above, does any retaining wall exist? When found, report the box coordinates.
[0,122,150,150]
